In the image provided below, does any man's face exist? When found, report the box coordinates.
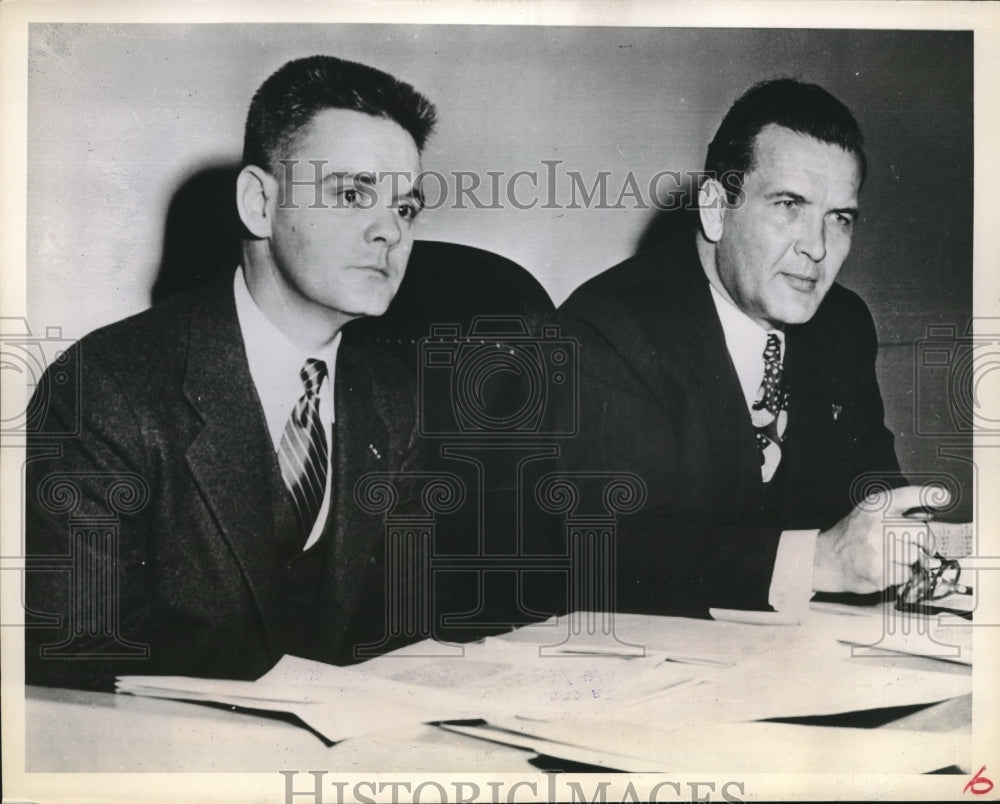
[266,108,422,325]
[714,124,862,329]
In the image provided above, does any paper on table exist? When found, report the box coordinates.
[117,608,972,743]
[355,613,970,726]
[331,637,701,720]
[439,721,651,770]
[796,598,975,664]
[608,631,972,727]
[825,607,974,665]
[464,717,969,773]
[115,675,296,703]
[709,608,800,625]
[116,639,699,741]
[435,610,973,770]
[494,612,799,667]
[711,593,975,663]
[119,655,493,741]
[930,520,974,557]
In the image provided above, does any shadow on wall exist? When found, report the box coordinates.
[152,164,705,308]
[631,175,700,257]
[150,163,557,320]
[152,165,244,306]
[153,162,705,306]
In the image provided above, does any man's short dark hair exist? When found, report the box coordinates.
[243,55,437,173]
[705,77,866,203]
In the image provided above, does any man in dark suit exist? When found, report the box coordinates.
[25,56,436,690]
[559,79,944,617]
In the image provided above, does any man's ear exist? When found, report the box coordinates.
[698,178,727,244]
[236,165,278,239]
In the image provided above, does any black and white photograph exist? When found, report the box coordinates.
[2,1,998,802]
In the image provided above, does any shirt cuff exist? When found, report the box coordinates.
[768,529,820,614]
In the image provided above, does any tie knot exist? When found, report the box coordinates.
[300,358,328,395]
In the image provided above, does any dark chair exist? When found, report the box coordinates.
[344,239,555,375]
[345,241,567,645]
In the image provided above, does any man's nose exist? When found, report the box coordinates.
[364,205,403,247]
[794,214,827,262]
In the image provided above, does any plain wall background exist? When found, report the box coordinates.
[25,24,973,505]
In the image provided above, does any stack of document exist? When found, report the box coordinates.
[118,636,698,740]
[117,605,973,771]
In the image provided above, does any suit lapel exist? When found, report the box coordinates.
[312,343,390,652]
[663,240,763,514]
[181,276,292,655]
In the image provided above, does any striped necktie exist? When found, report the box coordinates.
[278,358,329,542]
[751,333,788,484]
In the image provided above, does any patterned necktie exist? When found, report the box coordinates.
[751,333,789,483]
[278,358,329,542]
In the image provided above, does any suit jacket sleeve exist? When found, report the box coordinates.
[837,292,903,500]
[25,342,158,690]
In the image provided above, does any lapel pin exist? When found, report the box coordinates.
[369,443,382,459]
[832,404,842,422]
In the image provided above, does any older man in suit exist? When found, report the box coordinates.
[559,79,945,617]
[25,56,436,690]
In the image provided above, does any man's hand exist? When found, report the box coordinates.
[812,485,949,594]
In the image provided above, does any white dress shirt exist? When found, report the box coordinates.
[233,268,341,551]
[708,283,816,615]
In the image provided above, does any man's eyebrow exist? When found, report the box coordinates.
[321,171,375,186]
[764,190,859,218]
[320,172,425,207]
[764,190,808,204]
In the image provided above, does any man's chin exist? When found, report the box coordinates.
[780,306,821,327]
[766,297,823,327]
[343,296,395,320]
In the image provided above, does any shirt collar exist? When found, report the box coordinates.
[708,282,784,411]
[233,267,341,448]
